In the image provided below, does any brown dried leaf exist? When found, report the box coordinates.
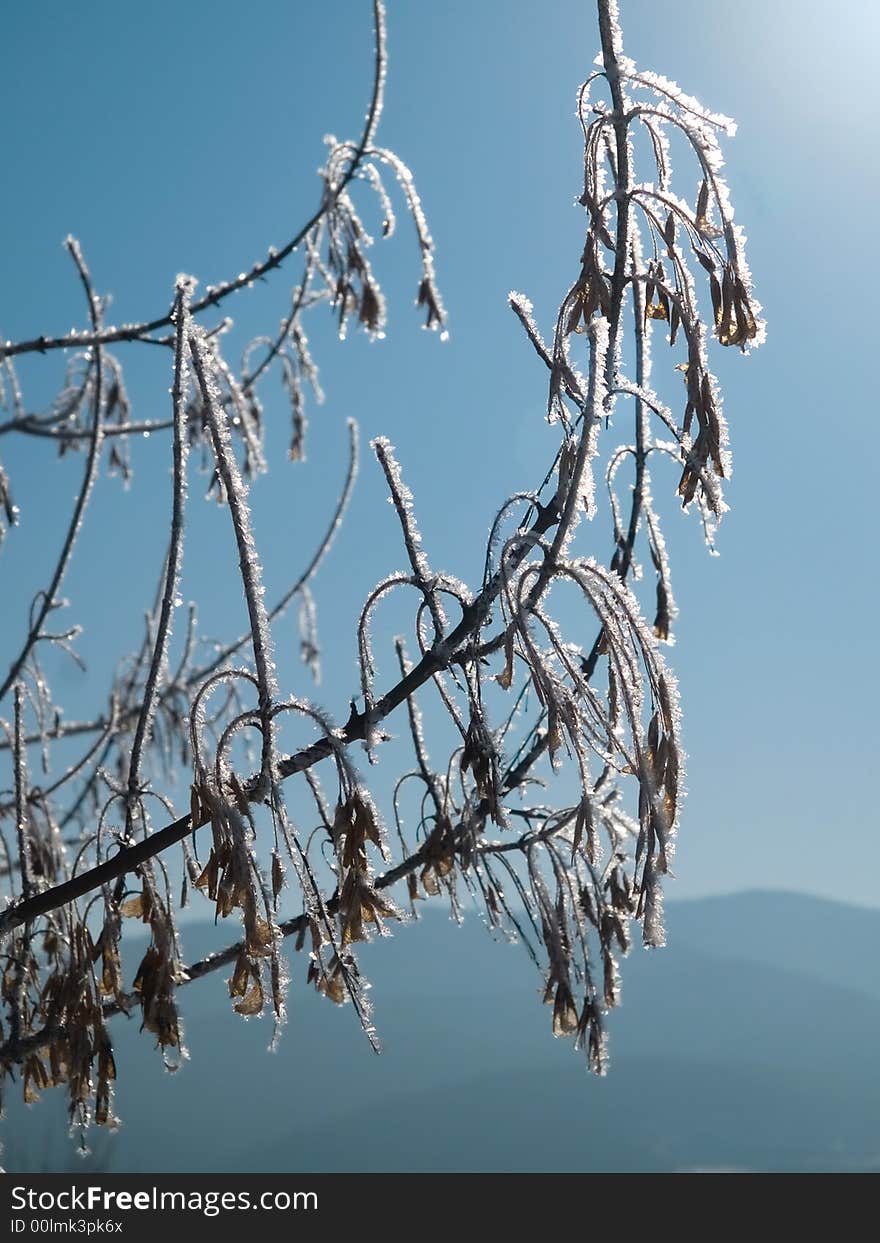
[271,851,285,902]
[663,210,676,251]
[120,894,145,920]
[234,980,264,1017]
[696,179,710,222]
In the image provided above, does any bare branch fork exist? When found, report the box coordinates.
[0,0,762,1146]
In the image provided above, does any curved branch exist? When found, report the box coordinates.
[0,0,387,362]
[0,242,105,705]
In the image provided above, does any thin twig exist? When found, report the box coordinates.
[0,0,388,363]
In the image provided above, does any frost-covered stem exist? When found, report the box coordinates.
[58,592,163,832]
[501,727,551,795]
[617,263,648,571]
[0,242,105,706]
[2,423,359,763]
[124,285,191,828]
[547,320,605,568]
[0,1,387,363]
[372,438,446,637]
[394,638,444,816]
[509,294,584,406]
[346,0,387,181]
[0,718,110,751]
[597,0,632,396]
[31,707,118,805]
[187,419,358,686]
[517,320,604,625]
[492,321,644,786]
[0,351,24,420]
[239,276,322,398]
[13,685,33,898]
[188,329,277,789]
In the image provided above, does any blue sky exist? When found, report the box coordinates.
[1,0,877,909]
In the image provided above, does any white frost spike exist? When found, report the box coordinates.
[550,316,607,560]
[630,67,736,135]
[124,280,194,810]
[189,324,279,792]
[372,437,447,638]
